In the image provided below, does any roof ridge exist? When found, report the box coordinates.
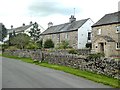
[48,18,89,28]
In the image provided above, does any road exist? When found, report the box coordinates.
[2,57,112,88]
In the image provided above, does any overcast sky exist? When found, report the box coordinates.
[0,0,119,31]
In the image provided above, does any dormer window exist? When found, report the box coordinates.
[97,28,101,35]
[116,26,120,33]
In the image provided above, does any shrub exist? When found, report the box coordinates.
[87,53,105,60]
[36,39,43,49]
[6,46,18,50]
[44,39,54,48]
[68,49,78,54]
[86,43,92,48]
[57,40,70,49]
[25,41,39,49]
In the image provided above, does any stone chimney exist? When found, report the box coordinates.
[23,23,25,26]
[48,22,53,28]
[30,21,33,25]
[11,25,13,29]
[69,15,76,23]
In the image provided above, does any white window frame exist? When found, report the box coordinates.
[97,28,101,35]
[65,33,68,39]
[116,26,120,33]
[116,42,120,49]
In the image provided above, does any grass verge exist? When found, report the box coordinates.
[1,54,120,88]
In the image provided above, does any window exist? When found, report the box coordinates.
[88,32,91,40]
[116,42,120,49]
[116,26,120,33]
[57,34,60,39]
[65,33,68,39]
[97,29,101,35]
[52,34,54,39]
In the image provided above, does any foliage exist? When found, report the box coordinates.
[57,40,70,49]
[68,49,78,54]
[36,39,43,49]
[1,43,9,50]
[29,22,41,41]
[0,24,7,42]
[44,39,54,48]
[6,46,18,50]
[86,43,92,48]
[25,41,39,49]
[9,33,30,49]
[87,53,105,60]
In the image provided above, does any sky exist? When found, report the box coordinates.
[0,0,120,32]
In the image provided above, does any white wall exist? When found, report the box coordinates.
[78,19,94,49]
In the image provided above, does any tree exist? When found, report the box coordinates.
[0,24,7,42]
[29,22,41,42]
[9,33,30,49]
[44,39,54,48]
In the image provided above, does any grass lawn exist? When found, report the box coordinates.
[1,54,120,88]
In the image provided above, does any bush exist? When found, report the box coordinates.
[68,49,78,54]
[86,43,92,48]
[57,40,70,49]
[25,41,39,49]
[6,46,18,50]
[44,39,54,48]
[36,39,43,49]
[87,53,105,60]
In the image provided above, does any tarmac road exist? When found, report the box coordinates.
[2,57,112,88]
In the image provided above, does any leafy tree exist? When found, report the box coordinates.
[0,24,7,42]
[9,33,30,49]
[44,39,54,48]
[29,22,41,41]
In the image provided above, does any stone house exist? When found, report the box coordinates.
[40,15,94,49]
[92,11,120,57]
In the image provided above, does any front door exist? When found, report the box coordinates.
[99,43,104,53]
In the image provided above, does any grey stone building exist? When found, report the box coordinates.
[40,15,94,49]
[92,11,120,57]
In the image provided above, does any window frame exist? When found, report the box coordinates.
[65,33,68,39]
[97,28,102,35]
[116,42,120,49]
[88,32,91,40]
[116,26,120,33]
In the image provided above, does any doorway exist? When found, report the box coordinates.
[99,43,104,53]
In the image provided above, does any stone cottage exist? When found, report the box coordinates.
[40,15,94,49]
[92,11,120,57]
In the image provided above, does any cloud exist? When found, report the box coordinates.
[28,0,81,17]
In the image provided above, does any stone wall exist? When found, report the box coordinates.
[3,50,120,79]
[41,31,78,49]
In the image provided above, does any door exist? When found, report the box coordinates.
[99,43,104,53]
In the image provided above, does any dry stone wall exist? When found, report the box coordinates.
[3,50,120,79]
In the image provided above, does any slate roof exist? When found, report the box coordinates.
[92,11,120,27]
[41,18,89,35]
[8,24,32,33]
